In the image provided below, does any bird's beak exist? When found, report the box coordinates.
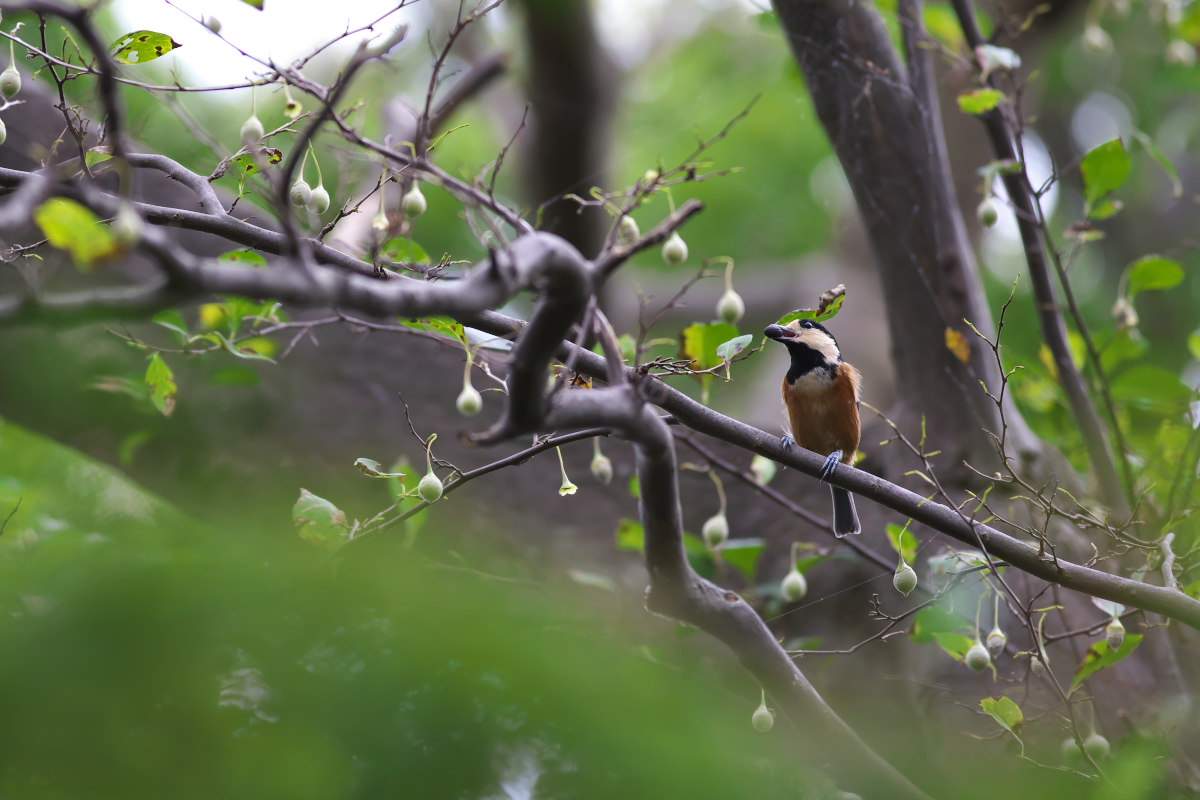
[763,324,791,341]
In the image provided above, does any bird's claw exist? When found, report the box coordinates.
[781,435,795,450]
[819,450,843,482]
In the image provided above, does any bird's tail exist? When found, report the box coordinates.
[830,486,861,537]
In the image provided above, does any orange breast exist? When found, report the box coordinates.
[780,363,861,462]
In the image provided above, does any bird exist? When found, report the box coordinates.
[763,318,862,537]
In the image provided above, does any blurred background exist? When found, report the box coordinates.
[1,0,1198,796]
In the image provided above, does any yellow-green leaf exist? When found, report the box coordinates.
[292,488,346,550]
[980,696,1024,742]
[957,88,1004,114]
[1072,633,1143,690]
[886,522,918,565]
[144,353,177,417]
[110,30,182,65]
[34,198,119,270]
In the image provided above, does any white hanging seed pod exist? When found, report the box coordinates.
[204,15,222,34]
[717,288,745,324]
[456,383,482,416]
[781,568,808,602]
[986,625,1007,655]
[1061,737,1082,763]
[418,470,443,503]
[618,215,640,242]
[1083,25,1113,54]
[1105,617,1125,650]
[751,698,775,732]
[965,639,991,672]
[111,202,143,246]
[661,231,688,264]
[240,114,265,145]
[1167,40,1196,67]
[590,451,613,485]
[307,184,330,215]
[289,179,312,208]
[0,67,21,99]
[702,513,728,548]
[1083,732,1110,760]
[401,184,427,219]
[893,562,917,596]
[976,198,999,227]
[749,455,776,486]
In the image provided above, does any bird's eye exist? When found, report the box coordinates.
[801,320,814,329]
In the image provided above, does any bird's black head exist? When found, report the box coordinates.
[764,318,842,382]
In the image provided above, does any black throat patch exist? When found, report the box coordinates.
[785,342,838,385]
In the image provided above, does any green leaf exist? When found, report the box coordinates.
[242,0,264,7]
[615,518,645,551]
[144,354,177,417]
[956,88,1004,114]
[1112,366,1190,411]
[682,533,717,579]
[1081,139,1132,210]
[353,458,406,478]
[979,696,1024,742]
[721,538,765,581]
[292,488,346,550]
[795,553,831,575]
[932,632,975,662]
[1133,130,1182,199]
[778,294,845,326]
[110,30,182,65]
[910,605,971,643]
[34,198,119,270]
[381,237,432,265]
[401,317,467,345]
[232,147,283,177]
[886,522,917,565]
[1126,256,1184,296]
[754,10,780,30]
[218,249,268,268]
[1072,633,1144,690]
[152,309,190,342]
[85,148,113,168]
[1189,332,1200,361]
[716,334,752,362]
[680,322,740,371]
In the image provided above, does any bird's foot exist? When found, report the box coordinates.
[819,450,843,482]
[781,435,795,450]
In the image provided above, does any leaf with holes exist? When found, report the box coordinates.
[232,148,283,177]
[144,354,177,417]
[110,30,182,65]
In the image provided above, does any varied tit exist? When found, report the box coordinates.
[763,319,862,537]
